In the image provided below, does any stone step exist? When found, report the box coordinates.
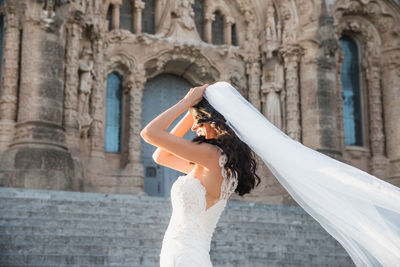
[0,234,163,248]
[0,254,106,266]
[0,198,316,223]
[0,187,354,266]
[0,212,325,233]
[0,221,331,244]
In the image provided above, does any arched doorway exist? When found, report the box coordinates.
[141,74,196,197]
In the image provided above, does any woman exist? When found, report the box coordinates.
[143,81,400,267]
[140,84,261,266]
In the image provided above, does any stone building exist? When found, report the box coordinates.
[0,0,399,206]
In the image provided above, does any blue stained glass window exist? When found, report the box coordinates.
[340,36,363,146]
[105,72,123,153]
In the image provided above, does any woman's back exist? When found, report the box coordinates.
[160,152,238,267]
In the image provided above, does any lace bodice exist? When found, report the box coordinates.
[160,151,238,266]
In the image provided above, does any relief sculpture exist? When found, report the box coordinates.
[78,48,94,138]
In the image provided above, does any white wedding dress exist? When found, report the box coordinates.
[160,151,238,267]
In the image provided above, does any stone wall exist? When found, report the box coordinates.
[0,0,399,205]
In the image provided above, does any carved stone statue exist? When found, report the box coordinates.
[165,0,201,41]
[280,3,296,44]
[262,83,282,129]
[265,5,277,41]
[78,48,94,137]
[261,60,284,129]
[41,0,56,29]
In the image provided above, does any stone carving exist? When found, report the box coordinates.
[165,0,201,41]
[296,0,317,27]
[261,60,284,130]
[229,67,247,96]
[1,0,399,199]
[147,44,219,80]
[127,66,146,166]
[78,48,94,137]
[41,0,56,29]
[64,21,83,153]
[262,4,279,59]
[335,47,345,152]
[366,58,387,177]
[282,45,303,141]
[246,60,261,111]
[333,0,400,182]
[280,2,297,44]
[265,5,277,41]
[89,39,106,155]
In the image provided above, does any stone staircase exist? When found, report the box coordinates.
[0,187,354,267]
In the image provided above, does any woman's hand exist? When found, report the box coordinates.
[183,84,209,107]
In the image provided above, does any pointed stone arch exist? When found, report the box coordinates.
[333,0,398,180]
[143,45,220,85]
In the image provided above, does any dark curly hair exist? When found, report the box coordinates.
[190,98,261,196]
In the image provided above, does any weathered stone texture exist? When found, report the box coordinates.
[0,187,354,266]
[0,0,399,201]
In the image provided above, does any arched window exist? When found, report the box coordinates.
[193,0,204,40]
[339,36,363,146]
[142,0,156,34]
[212,10,224,45]
[106,5,113,31]
[231,23,237,46]
[120,0,134,32]
[105,72,123,153]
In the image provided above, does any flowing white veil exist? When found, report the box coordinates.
[204,81,400,267]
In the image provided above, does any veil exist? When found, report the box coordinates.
[204,81,400,267]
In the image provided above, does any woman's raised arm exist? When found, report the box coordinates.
[151,111,195,174]
[140,84,219,169]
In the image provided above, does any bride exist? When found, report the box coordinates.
[140,84,261,266]
[141,82,400,267]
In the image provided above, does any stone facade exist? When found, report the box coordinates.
[0,0,399,205]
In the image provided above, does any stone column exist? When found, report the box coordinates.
[84,37,107,192]
[366,58,387,178]
[335,48,345,155]
[381,51,400,186]
[123,70,146,194]
[89,39,106,159]
[111,3,121,30]
[155,0,162,32]
[0,3,74,190]
[204,12,214,43]
[0,6,20,153]
[64,20,83,154]
[246,59,261,110]
[224,16,233,45]
[134,0,144,34]
[302,14,341,158]
[282,45,302,141]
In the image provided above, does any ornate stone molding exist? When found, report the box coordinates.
[333,0,400,50]
[64,19,84,152]
[144,44,220,82]
[281,45,304,141]
[89,38,106,158]
[335,17,381,58]
[245,60,261,111]
[366,57,387,177]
